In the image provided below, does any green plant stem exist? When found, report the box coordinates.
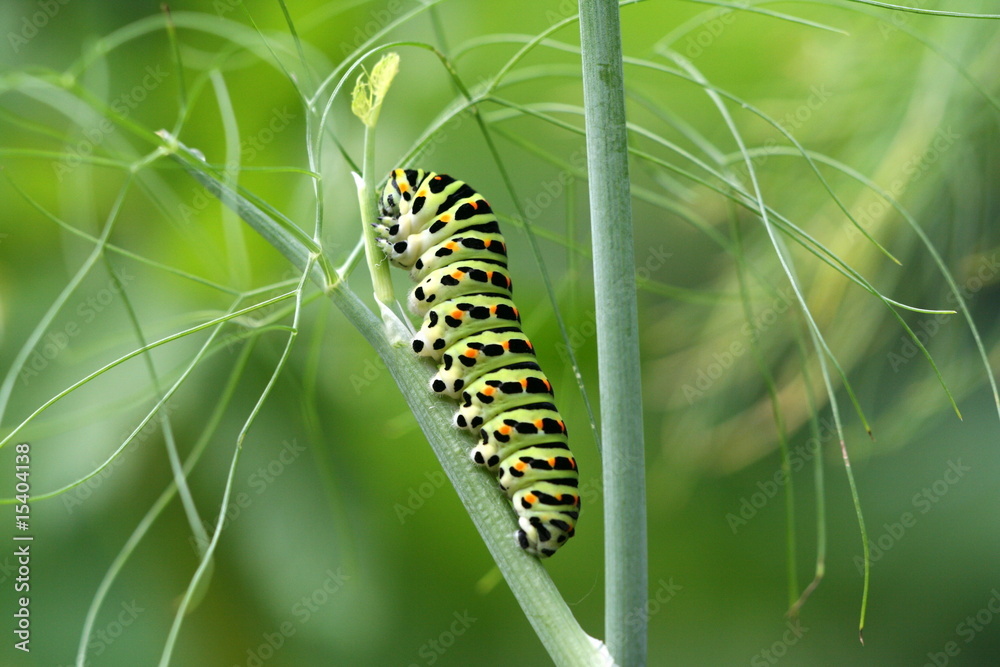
[578,2,648,665]
[359,124,395,305]
[169,142,610,667]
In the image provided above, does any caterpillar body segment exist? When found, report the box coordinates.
[409,232,508,282]
[408,261,514,316]
[431,328,537,398]
[377,168,579,558]
[411,295,521,359]
[455,366,554,430]
[473,405,568,468]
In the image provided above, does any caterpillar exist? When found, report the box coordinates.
[375,168,579,558]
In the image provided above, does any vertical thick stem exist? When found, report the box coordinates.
[578,1,648,665]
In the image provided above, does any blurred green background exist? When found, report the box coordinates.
[2,0,1000,665]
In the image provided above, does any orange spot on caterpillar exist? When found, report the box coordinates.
[470,200,479,209]
[451,270,464,279]
[483,239,491,247]
[515,461,527,471]
[451,309,463,319]
[534,419,544,428]
[463,349,477,358]
[499,425,512,435]
[520,379,529,388]
[433,175,442,180]
[439,214,451,222]
[548,458,556,466]
[483,386,496,396]
[399,183,409,193]
[418,189,428,198]
[446,242,458,250]
[524,493,537,505]
[502,340,510,350]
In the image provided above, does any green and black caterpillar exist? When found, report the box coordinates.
[375,168,579,558]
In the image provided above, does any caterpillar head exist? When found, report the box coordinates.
[379,168,421,219]
[378,177,402,219]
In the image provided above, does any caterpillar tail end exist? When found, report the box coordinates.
[516,517,567,559]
